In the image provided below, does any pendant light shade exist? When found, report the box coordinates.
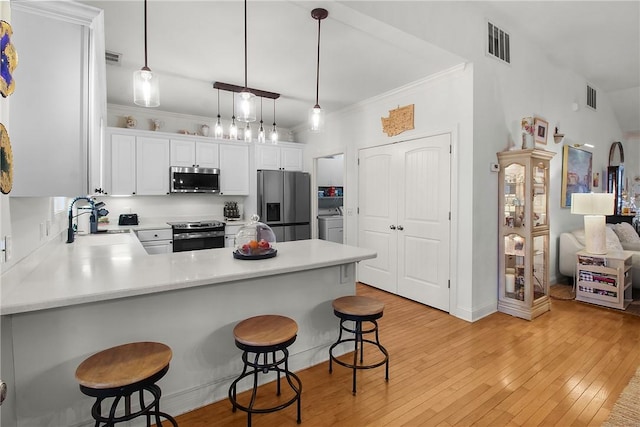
[244,123,252,142]
[258,97,266,143]
[236,0,257,122]
[133,0,159,107]
[214,88,224,139]
[229,93,238,140]
[309,8,328,132]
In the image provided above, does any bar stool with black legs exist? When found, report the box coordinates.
[329,295,389,394]
[75,341,178,427]
[229,314,302,426]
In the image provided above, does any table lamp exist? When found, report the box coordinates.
[571,192,615,254]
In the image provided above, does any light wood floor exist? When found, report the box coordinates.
[172,283,640,426]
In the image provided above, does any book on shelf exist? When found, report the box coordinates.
[578,285,617,298]
[578,255,606,267]
[578,271,617,286]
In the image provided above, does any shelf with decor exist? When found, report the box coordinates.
[575,250,633,310]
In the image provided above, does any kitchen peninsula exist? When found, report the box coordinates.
[1,234,375,427]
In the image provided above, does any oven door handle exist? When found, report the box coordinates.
[173,231,224,240]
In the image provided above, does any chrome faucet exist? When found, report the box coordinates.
[66,197,96,243]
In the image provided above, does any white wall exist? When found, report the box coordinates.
[298,2,629,321]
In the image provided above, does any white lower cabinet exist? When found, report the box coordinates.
[137,229,173,254]
[224,224,243,248]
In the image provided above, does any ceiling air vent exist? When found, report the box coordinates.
[586,84,597,110]
[105,50,121,65]
[487,21,510,64]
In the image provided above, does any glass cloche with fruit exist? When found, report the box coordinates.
[233,214,277,259]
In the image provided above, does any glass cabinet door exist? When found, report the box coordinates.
[504,233,526,301]
[504,163,525,228]
[532,234,548,300]
[532,161,548,227]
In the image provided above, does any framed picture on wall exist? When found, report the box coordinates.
[561,145,593,207]
[534,118,549,145]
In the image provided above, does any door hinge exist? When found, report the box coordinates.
[449,211,451,220]
[357,158,360,166]
[448,279,450,289]
[357,207,359,214]
[449,145,452,154]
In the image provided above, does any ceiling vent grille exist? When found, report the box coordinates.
[105,51,121,65]
[586,84,597,110]
[487,21,510,64]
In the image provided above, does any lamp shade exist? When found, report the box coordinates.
[571,193,614,215]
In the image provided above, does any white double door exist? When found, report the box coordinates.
[358,134,451,312]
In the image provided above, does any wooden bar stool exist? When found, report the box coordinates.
[229,315,302,426]
[329,295,389,394]
[75,342,178,427]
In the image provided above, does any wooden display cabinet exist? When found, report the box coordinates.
[576,250,633,310]
[497,149,555,320]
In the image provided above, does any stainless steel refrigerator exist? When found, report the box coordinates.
[257,170,311,242]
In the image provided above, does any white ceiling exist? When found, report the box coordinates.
[81,0,640,134]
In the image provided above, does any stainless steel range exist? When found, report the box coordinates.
[167,220,226,252]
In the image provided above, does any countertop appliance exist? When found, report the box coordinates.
[167,220,225,252]
[257,170,310,242]
[118,213,139,225]
[170,166,220,193]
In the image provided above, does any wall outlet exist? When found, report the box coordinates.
[490,163,500,172]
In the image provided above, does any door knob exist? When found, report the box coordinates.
[389,225,396,230]
[397,225,404,230]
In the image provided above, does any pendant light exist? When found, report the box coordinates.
[133,0,160,107]
[309,8,328,132]
[236,0,256,123]
[244,123,252,142]
[258,97,266,143]
[214,88,223,139]
[270,98,278,143]
[229,93,238,140]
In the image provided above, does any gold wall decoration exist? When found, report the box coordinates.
[381,104,414,137]
[1,123,13,194]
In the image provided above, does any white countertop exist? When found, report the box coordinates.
[1,234,375,315]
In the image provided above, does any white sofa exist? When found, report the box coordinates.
[559,224,640,289]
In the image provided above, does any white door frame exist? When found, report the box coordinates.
[312,151,346,239]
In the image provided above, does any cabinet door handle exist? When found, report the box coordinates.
[390,225,396,230]
[397,225,404,231]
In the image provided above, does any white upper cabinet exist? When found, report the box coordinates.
[219,143,250,195]
[170,139,219,168]
[255,143,304,171]
[9,2,105,196]
[110,134,136,196]
[136,137,170,195]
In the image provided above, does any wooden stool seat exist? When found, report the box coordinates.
[234,315,298,347]
[229,315,302,426]
[76,342,172,390]
[332,295,384,318]
[329,295,389,394]
[75,342,177,426]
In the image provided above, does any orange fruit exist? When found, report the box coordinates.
[249,240,259,250]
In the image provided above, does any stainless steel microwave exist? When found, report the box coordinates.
[170,166,220,193]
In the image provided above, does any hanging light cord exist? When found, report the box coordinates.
[217,88,220,116]
[244,0,248,89]
[315,14,321,107]
[143,0,149,70]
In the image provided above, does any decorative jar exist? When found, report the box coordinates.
[233,214,277,259]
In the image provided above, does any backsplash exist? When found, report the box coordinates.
[94,195,246,223]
